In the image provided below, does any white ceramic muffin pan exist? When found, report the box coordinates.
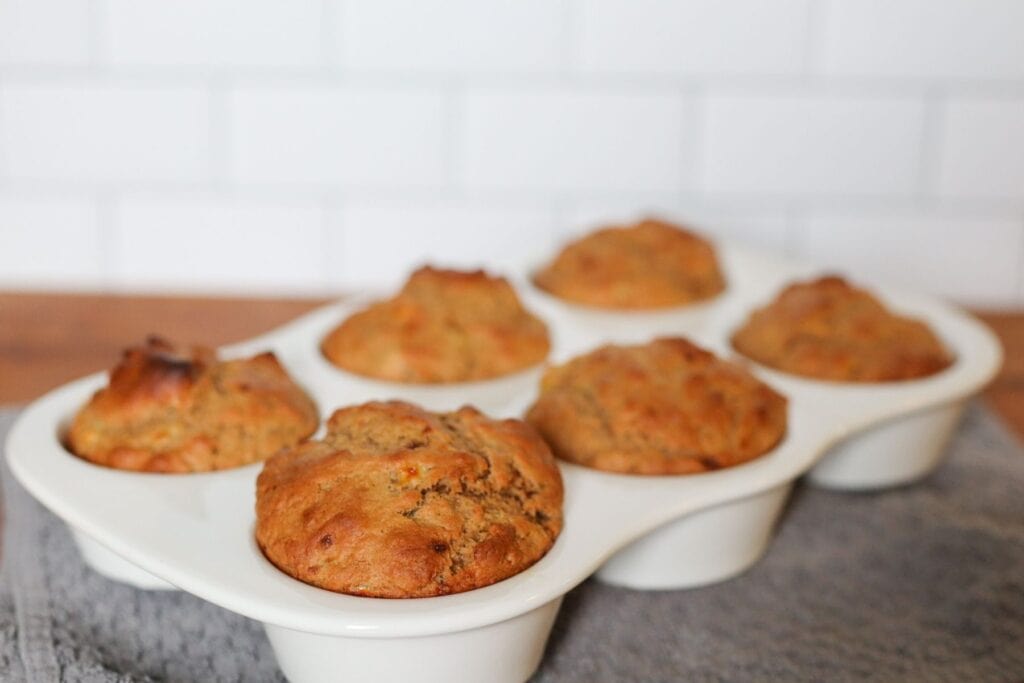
[6,244,1001,683]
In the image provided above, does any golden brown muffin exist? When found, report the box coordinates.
[731,276,954,382]
[255,400,563,598]
[525,338,787,475]
[67,336,319,473]
[532,218,726,309]
[321,266,550,383]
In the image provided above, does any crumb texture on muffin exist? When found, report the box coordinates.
[256,401,563,598]
[525,338,786,475]
[532,218,726,309]
[321,266,551,383]
[66,336,319,473]
[731,275,954,382]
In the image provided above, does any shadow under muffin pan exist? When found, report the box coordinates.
[5,243,1001,683]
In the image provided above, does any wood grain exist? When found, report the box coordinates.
[0,292,328,404]
[1,292,1022,439]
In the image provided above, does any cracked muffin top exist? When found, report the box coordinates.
[525,338,787,475]
[255,400,563,598]
[731,276,954,382]
[532,218,726,309]
[320,266,551,384]
[66,336,319,473]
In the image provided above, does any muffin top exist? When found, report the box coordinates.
[532,219,726,309]
[256,400,563,598]
[321,266,550,384]
[67,336,318,473]
[525,338,787,475]
[731,276,954,382]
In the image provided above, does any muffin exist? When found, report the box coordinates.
[731,276,954,382]
[256,400,563,598]
[321,266,550,384]
[67,336,318,473]
[533,218,726,309]
[525,338,787,475]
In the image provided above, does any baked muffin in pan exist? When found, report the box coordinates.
[526,337,787,475]
[731,275,954,382]
[256,400,563,598]
[533,218,726,310]
[67,336,318,473]
[321,266,550,384]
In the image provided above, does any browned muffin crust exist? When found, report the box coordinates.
[731,276,954,382]
[256,401,563,598]
[532,218,726,309]
[525,338,787,475]
[67,336,319,473]
[321,266,551,384]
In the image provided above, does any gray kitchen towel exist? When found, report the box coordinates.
[1,405,1023,683]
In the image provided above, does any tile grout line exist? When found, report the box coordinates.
[442,84,464,198]
[784,204,806,257]
[321,195,338,294]
[1,177,1022,212]
[801,0,829,79]
[207,77,231,191]
[1018,218,1024,307]
[322,0,341,72]
[86,0,105,69]
[95,192,117,291]
[0,76,7,185]
[685,84,707,200]
[5,63,1024,97]
[916,88,945,209]
[559,0,578,81]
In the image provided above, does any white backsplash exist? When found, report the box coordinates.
[0,0,1022,307]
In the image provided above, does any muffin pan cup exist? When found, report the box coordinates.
[5,244,1001,683]
[807,401,967,490]
[595,483,793,590]
[71,530,176,590]
[264,598,563,683]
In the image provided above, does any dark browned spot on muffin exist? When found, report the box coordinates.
[698,456,720,470]
[148,353,199,379]
[319,533,334,548]
[66,337,318,473]
[431,541,449,554]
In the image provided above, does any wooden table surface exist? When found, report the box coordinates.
[2,291,1023,439]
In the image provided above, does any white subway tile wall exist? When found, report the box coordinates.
[339,0,563,73]
[460,89,693,193]
[820,0,1024,80]
[0,83,212,184]
[227,86,446,187]
[0,197,101,285]
[333,201,559,288]
[936,99,1024,200]
[0,0,1022,307]
[103,0,324,69]
[575,0,811,76]
[0,0,91,65]
[704,94,926,196]
[111,198,325,293]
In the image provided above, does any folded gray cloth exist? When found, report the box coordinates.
[2,405,1023,682]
